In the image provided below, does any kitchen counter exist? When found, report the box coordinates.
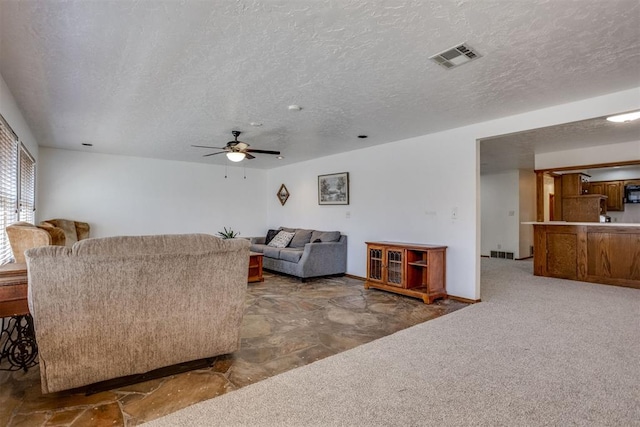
[528,222,640,289]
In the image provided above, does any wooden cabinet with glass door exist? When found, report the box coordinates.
[365,241,447,304]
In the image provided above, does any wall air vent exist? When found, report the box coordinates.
[490,251,514,260]
[429,43,481,69]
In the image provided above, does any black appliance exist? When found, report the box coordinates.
[625,184,640,203]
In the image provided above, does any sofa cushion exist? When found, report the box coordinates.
[265,229,279,245]
[263,246,281,259]
[268,230,295,248]
[310,230,341,243]
[250,243,267,253]
[289,229,313,248]
[279,248,304,263]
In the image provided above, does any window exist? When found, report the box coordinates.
[0,114,36,265]
[18,143,36,224]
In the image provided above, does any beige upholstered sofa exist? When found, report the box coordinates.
[25,234,250,394]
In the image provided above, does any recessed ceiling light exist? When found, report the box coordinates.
[82,143,93,147]
[357,135,368,139]
[250,122,263,127]
[606,111,640,123]
[288,105,302,111]
[277,156,284,160]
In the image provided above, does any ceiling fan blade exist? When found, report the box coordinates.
[245,153,256,160]
[245,149,281,155]
[202,151,226,157]
[192,145,225,149]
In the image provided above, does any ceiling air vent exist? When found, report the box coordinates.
[429,43,481,69]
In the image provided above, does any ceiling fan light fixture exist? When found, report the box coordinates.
[606,111,640,123]
[226,152,246,162]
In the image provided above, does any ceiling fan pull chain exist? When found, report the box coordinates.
[225,163,228,179]
[244,166,246,179]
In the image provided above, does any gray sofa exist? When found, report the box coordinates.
[25,234,250,393]
[250,228,347,280]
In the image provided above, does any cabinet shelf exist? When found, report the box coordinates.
[408,261,427,267]
[364,241,447,304]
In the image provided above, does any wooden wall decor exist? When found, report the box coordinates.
[277,184,290,206]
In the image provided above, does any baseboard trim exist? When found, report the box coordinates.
[448,295,481,304]
[345,274,366,281]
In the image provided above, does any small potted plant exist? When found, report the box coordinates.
[217,227,240,239]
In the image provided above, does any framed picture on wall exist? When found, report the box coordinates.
[277,184,290,206]
[318,172,349,205]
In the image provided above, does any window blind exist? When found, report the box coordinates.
[0,115,18,265]
[18,143,36,224]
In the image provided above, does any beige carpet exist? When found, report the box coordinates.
[145,259,640,426]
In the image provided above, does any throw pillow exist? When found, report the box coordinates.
[268,230,295,248]
[289,229,313,248]
[265,229,279,245]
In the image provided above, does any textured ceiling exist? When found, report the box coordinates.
[0,0,639,169]
[480,113,640,174]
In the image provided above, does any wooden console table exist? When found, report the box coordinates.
[0,263,38,371]
[364,241,447,304]
[248,252,264,283]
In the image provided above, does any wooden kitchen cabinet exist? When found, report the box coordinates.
[533,223,640,288]
[364,241,447,304]
[589,180,624,211]
[589,182,604,198]
[562,195,607,222]
[562,173,590,197]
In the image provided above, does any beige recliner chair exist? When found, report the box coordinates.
[39,219,90,247]
[6,219,90,263]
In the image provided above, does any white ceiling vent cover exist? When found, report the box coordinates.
[430,43,481,69]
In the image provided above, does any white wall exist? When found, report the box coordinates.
[518,170,536,258]
[38,148,268,238]
[0,75,38,159]
[588,165,640,181]
[480,170,535,260]
[267,128,478,300]
[543,174,555,221]
[27,86,640,301]
[590,165,640,223]
[0,73,40,213]
[608,204,640,223]
[536,140,640,170]
[265,87,640,301]
[481,171,519,257]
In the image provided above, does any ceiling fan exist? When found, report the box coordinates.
[192,131,281,162]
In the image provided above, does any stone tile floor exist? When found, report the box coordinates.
[0,273,467,426]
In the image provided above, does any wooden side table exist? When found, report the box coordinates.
[248,252,264,283]
[0,263,38,371]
